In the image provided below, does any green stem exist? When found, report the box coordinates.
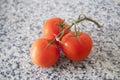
[85,17,101,28]
[74,24,78,36]
[51,14,101,42]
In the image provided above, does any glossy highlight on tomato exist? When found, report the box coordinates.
[60,32,92,61]
[30,38,60,67]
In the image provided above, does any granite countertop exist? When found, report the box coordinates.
[0,0,120,80]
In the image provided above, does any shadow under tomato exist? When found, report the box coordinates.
[52,52,95,71]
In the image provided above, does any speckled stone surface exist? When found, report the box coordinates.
[0,0,120,80]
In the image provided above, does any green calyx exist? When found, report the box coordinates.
[48,40,54,44]
[59,22,65,32]
[74,32,80,37]
[59,23,64,28]
[59,20,65,29]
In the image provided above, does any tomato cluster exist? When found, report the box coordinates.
[30,17,93,68]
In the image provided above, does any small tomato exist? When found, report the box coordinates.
[42,17,70,40]
[30,38,59,67]
[60,32,92,61]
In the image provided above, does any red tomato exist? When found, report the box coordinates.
[60,32,92,61]
[30,38,59,67]
[42,17,70,40]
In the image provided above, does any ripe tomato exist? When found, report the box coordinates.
[30,38,59,67]
[60,32,92,61]
[42,17,70,40]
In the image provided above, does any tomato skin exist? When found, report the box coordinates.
[42,17,70,40]
[60,32,92,61]
[30,38,59,67]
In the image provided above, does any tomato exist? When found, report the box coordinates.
[42,17,70,40]
[60,32,92,61]
[30,38,59,67]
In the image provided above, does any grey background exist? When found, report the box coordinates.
[0,0,120,80]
